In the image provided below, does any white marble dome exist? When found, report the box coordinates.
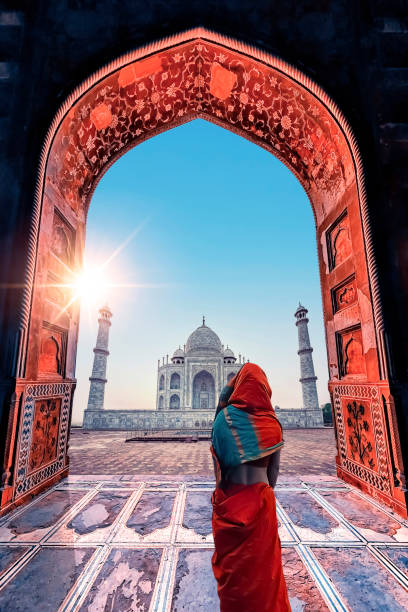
[224,347,235,358]
[186,323,223,353]
[172,347,185,358]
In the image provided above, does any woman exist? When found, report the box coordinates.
[211,363,291,612]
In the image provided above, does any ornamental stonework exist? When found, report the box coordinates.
[48,40,350,220]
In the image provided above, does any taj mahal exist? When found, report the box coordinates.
[83,308,324,431]
[156,316,243,412]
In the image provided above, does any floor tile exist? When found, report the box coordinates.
[282,548,330,611]
[79,548,162,611]
[114,491,176,543]
[171,549,218,611]
[0,490,87,542]
[0,547,94,611]
[377,546,408,577]
[313,546,408,611]
[0,545,30,577]
[48,490,131,543]
[177,491,213,543]
[276,490,357,542]
[318,489,408,542]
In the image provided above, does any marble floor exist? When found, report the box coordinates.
[0,474,407,611]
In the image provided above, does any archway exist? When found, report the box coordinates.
[192,371,216,410]
[170,373,181,390]
[1,28,405,517]
[170,394,180,410]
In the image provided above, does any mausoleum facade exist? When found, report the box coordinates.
[156,318,242,411]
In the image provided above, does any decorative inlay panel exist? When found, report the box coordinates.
[332,275,357,313]
[15,383,72,498]
[336,326,365,378]
[28,398,61,473]
[333,384,391,495]
[38,322,67,378]
[343,399,377,471]
[51,209,75,267]
[327,211,352,270]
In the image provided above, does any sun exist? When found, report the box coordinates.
[71,264,110,306]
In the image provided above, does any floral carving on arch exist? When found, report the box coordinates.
[46,30,354,225]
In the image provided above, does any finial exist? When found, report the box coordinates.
[202,315,206,326]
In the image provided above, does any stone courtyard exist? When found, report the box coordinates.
[68,428,337,477]
[0,429,407,611]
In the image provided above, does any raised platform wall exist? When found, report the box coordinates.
[82,407,324,430]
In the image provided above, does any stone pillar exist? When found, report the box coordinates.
[87,304,112,411]
[294,303,323,426]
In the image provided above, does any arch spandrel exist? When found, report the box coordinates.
[3,29,405,519]
[47,37,353,224]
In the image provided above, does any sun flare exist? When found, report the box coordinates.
[72,265,110,306]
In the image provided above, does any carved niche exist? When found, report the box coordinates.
[51,209,75,267]
[28,397,61,473]
[38,322,67,378]
[331,275,357,313]
[326,211,352,270]
[336,326,366,378]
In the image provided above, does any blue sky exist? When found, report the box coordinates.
[71,119,329,425]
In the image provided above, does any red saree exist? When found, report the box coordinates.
[211,363,291,612]
[212,482,290,612]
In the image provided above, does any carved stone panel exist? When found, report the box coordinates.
[331,275,357,313]
[327,211,352,270]
[343,398,377,471]
[333,384,391,497]
[51,209,75,267]
[336,326,366,378]
[38,323,67,378]
[28,398,61,473]
[15,383,72,499]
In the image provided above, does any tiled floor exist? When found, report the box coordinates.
[1,474,407,611]
[69,428,337,476]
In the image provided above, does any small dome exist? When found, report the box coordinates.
[172,347,185,358]
[224,347,235,358]
[186,320,222,354]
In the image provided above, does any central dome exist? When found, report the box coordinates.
[186,321,222,353]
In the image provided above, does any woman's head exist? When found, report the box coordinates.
[228,362,273,414]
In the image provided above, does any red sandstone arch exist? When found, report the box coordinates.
[3,28,406,516]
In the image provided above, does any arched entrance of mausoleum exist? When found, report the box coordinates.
[1,28,406,517]
[192,371,216,410]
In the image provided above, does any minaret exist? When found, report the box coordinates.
[294,303,323,426]
[87,304,112,411]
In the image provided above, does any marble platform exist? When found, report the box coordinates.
[0,475,407,611]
